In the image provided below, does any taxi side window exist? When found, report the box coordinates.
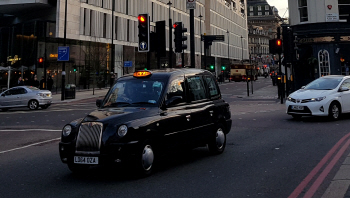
[204,75,220,99]
[187,76,207,101]
[341,79,350,89]
[166,77,185,102]
[9,89,19,95]
[18,88,27,94]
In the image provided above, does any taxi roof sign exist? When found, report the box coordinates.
[133,71,152,78]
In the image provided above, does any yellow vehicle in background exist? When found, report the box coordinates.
[230,65,258,82]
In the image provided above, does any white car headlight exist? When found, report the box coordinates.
[287,97,292,101]
[62,125,72,137]
[36,93,44,97]
[118,125,128,137]
[311,96,326,102]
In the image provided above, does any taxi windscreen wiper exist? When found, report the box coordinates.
[131,101,155,105]
[108,102,132,107]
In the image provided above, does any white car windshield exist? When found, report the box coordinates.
[304,78,342,90]
[103,79,165,107]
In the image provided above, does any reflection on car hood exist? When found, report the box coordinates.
[83,107,158,123]
[290,89,333,99]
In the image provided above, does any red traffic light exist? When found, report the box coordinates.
[276,39,282,46]
[173,23,178,29]
[38,57,44,63]
[138,15,146,23]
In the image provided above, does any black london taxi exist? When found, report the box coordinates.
[59,68,232,176]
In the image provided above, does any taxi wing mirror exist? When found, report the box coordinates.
[96,99,102,107]
[339,86,350,92]
[165,96,183,107]
[301,86,306,89]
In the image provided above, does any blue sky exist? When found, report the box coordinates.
[266,0,289,18]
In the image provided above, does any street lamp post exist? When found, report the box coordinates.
[167,1,172,68]
[199,14,203,69]
[61,0,68,101]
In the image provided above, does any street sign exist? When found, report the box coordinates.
[201,35,225,42]
[57,46,70,61]
[124,61,132,67]
[186,0,196,9]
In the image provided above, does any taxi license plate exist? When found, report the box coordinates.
[74,156,98,164]
[291,105,304,110]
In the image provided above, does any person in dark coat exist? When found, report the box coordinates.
[32,76,40,88]
[47,76,53,91]
[40,76,46,89]
[17,77,24,86]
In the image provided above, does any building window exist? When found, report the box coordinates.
[258,6,261,11]
[318,50,330,76]
[258,12,262,16]
[265,5,269,10]
[265,12,269,15]
[250,6,253,11]
[298,0,308,22]
[250,12,254,16]
[339,0,350,21]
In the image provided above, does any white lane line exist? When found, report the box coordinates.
[0,129,61,132]
[0,138,60,154]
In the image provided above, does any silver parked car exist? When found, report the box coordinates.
[0,86,52,111]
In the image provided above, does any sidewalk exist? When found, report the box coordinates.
[51,87,109,104]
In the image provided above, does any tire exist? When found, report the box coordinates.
[208,123,226,155]
[28,100,39,110]
[292,115,302,119]
[1,108,9,112]
[67,162,90,174]
[328,102,341,121]
[133,140,155,177]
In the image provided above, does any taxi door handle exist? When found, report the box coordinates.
[186,115,191,121]
[209,110,213,116]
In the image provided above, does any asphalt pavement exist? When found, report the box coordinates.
[50,82,350,198]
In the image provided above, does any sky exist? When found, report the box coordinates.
[266,0,289,18]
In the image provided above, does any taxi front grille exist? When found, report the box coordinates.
[76,122,103,153]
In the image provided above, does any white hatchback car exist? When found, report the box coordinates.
[286,75,350,120]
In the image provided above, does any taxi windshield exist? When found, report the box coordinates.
[103,78,166,107]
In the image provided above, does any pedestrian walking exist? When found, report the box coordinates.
[40,76,46,89]
[32,76,40,88]
[17,77,24,86]
[47,76,53,91]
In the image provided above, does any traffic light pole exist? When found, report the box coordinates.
[168,1,172,68]
[190,9,195,68]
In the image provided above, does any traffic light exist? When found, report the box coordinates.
[210,65,214,71]
[38,57,44,68]
[276,39,282,53]
[138,14,150,52]
[73,65,77,72]
[173,22,187,53]
[221,66,226,70]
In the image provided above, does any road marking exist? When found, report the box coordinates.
[0,137,60,154]
[0,129,61,132]
[288,132,350,198]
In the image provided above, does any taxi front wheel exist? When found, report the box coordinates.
[328,102,341,121]
[133,140,155,177]
[208,124,226,155]
[67,162,90,174]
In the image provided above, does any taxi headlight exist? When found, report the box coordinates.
[62,125,72,137]
[287,97,292,101]
[118,125,128,137]
[310,96,326,102]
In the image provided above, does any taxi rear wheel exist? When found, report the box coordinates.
[133,140,155,176]
[208,123,226,155]
[28,100,39,110]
